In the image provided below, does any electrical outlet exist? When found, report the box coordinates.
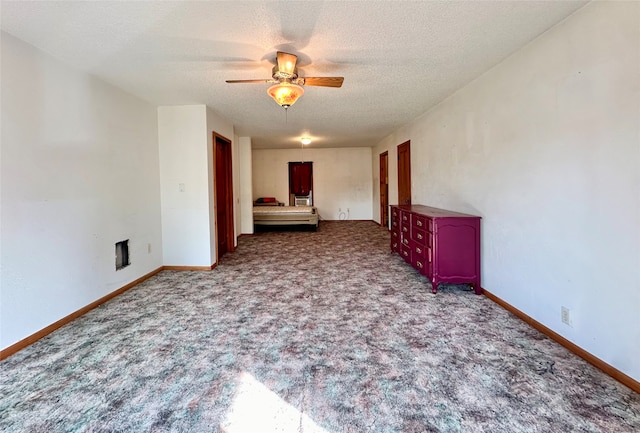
[561,306,571,325]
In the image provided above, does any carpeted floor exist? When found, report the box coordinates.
[1,221,639,432]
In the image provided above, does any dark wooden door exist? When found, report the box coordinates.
[397,140,411,205]
[380,151,389,228]
[214,133,234,259]
[289,162,313,203]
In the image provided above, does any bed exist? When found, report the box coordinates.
[253,199,319,230]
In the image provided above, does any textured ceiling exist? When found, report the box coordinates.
[1,1,587,149]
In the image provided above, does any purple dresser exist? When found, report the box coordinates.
[390,205,482,295]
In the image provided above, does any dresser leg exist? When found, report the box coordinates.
[431,281,438,294]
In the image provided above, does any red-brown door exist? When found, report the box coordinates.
[380,151,389,227]
[397,140,411,205]
[214,133,234,259]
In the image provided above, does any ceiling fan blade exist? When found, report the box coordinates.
[225,79,270,84]
[277,51,298,75]
[303,77,344,88]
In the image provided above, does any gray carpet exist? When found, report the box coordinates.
[1,221,639,432]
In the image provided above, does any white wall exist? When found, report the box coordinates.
[238,137,254,234]
[158,106,212,267]
[1,32,163,349]
[157,105,236,267]
[253,147,373,221]
[373,1,640,381]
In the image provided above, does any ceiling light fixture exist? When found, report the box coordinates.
[267,82,304,109]
[301,137,312,145]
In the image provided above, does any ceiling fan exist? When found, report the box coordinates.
[226,51,344,109]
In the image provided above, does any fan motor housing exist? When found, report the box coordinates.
[272,66,298,80]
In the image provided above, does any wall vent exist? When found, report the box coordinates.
[115,240,130,270]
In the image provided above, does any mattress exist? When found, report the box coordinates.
[253,205,319,227]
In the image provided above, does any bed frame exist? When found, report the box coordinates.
[253,204,319,230]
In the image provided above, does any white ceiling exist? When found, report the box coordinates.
[1,0,587,149]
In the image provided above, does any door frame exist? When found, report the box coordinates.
[397,140,411,205]
[213,132,235,263]
[379,151,389,228]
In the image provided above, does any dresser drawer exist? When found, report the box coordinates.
[413,255,427,274]
[413,242,427,258]
[410,240,427,274]
[391,230,400,252]
[400,244,412,263]
[412,214,427,230]
[411,227,427,245]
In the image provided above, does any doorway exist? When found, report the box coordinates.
[397,140,411,205]
[214,133,234,260]
[380,151,389,228]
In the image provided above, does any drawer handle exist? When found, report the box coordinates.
[403,251,408,257]
[403,239,409,245]
[392,242,397,248]
[417,233,423,240]
[392,232,397,238]
[403,227,408,232]
[416,261,423,268]
[403,215,408,221]
[416,247,422,254]
[417,220,423,227]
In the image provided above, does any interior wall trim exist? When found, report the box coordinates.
[163,264,217,271]
[0,266,164,361]
[483,289,639,394]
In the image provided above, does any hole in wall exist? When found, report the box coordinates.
[115,240,130,270]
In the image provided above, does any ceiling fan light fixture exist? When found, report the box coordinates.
[267,83,304,108]
[301,137,312,145]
